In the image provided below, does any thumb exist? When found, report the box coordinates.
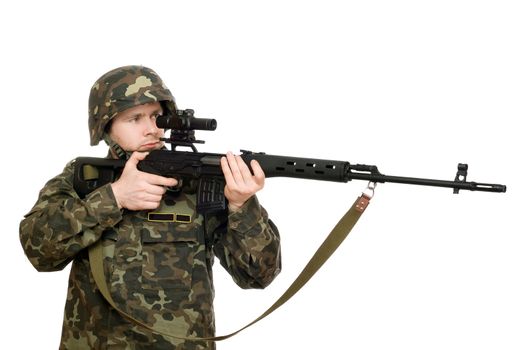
[127,151,149,168]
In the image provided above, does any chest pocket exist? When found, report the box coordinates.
[140,215,205,297]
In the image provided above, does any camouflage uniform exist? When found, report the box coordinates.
[19,66,281,349]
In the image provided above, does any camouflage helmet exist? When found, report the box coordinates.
[88,65,177,146]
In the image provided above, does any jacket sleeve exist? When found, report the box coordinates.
[19,160,123,272]
[212,195,282,289]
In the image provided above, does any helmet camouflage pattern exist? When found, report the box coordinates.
[88,65,177,146]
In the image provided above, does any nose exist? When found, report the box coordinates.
[145,117,160,135]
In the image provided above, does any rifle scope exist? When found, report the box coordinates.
[156,109,217,131]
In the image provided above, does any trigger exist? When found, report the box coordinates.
[167,177,183,192]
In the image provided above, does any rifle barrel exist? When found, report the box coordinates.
[347,172,507,193]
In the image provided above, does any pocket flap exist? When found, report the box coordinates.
[141,222,202,244]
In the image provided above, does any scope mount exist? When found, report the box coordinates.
[161,130,204,152]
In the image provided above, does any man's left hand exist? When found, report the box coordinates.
[220,151,265,211]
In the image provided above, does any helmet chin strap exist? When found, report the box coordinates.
[102,134,131,160]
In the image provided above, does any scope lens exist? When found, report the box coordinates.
[156,115,170,129]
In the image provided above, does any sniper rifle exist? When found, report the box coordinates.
[73,109,506,212]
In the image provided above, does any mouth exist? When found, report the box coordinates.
[141,141,163,150]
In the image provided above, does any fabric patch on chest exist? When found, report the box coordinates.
[147,212,192,223]
[146,195,195,223]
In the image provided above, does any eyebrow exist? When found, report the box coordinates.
[152,108,163,115]
[126,108,163,120]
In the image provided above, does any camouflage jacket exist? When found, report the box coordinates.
[19,159,281,349]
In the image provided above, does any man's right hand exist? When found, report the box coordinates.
[110,151,178,210]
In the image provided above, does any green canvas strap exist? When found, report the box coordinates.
[89,192,372,341]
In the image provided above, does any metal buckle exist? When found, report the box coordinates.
[363,181,376,199]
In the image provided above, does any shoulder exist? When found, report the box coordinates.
[38,159,78,193]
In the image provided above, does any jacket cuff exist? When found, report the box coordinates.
[228,196,264,233]
[85,183,122,227]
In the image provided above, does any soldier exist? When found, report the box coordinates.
[19,65,282,349]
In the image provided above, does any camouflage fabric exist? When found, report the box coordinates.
[19,157,281,349]
[88,65,177,146]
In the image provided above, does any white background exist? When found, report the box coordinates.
[1,1,523,349]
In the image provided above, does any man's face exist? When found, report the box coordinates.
[109,102,165,152]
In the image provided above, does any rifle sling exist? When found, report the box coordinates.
[89,193,372,341]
